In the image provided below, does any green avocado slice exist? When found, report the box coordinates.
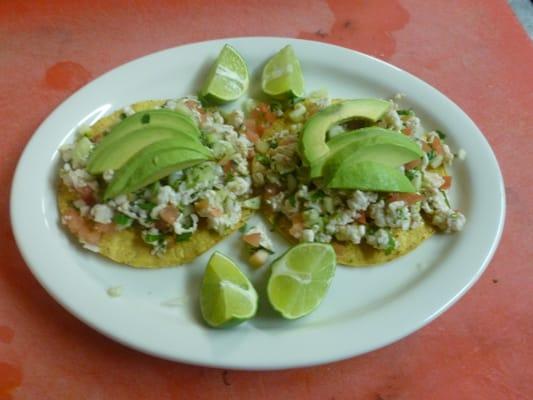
[103,139,212,200]
[87,127,209,174]
[87,109,200,173]
[324,159,416,192]
[310,127,423,178]
[299,99,390,166]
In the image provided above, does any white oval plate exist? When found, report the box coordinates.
[10,37,505,370]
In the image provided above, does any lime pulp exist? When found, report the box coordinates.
[267,243,336,319]
[261,45,305,99]
[200,44,249,104]
[200,251,258,328]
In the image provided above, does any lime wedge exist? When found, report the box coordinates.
[267,243,336,319]
[200,44,249,104]
[200,251,258,328]
[261,45,305,99]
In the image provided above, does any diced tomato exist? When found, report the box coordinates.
[244,119,260,143]
[402,126,413,136]
[258,103,269,113]
[245,130,260,143]
[431,136,444,155]
[356,212,367,225]
[250,103,277,133]
[184,99,207,123]
[259,103,277,123]
[440,176,452,190]
[184,99,200,112]
[160,206,180,225]
[388,192,425,205]
[289,222,303,239]
[194,199,223,218]
[63,209,83,233]
[222,160,235,173]
[251,103,268,117]
[264,110,277,123]
[404,159,421,170]
[288,214,304,239]
[62,208,101,245]
[256,123,265,136]
[251,104,266,119]
[242,232,262,247]
[210,208,223,217]
[76,185,96,205]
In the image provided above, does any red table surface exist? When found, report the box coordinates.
[1,0,532,398]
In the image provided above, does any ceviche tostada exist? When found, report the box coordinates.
[58,98,256,267]
[57,44,465,268]
[249,93,465,266]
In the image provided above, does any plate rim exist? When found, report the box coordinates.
[10,36,506,370]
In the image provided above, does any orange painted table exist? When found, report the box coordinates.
[1,1,532,398]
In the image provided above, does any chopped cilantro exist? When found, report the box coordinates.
[203,132,217,146]
[366,225,377,235]
[436,129,446,140]
[113,213,132,226]
[405,169,417,180]
[256,154,271,166]
[397,109,413,116]
[290,97,304,105]
[270,214,280,232]
[197,95,209,108]
[427,150,437,161]
[441,190,451,208]
[239,223,249,233]
[310,190,325,201]
[120,112,127,120]
[268,139,278,149]
[261,246,275,255]
[270,101,283,113]
[384,233,396,255]
[144,233,163,243]
[175,232,192,242]
[225,171,234,181]
[150,181,160,198]
[288,193,296,207]
[138,201,156,212]
[141,114,150,124]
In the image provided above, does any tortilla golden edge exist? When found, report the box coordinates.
[57,99,253,268]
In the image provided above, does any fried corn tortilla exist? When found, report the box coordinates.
[258,109,443,267]
[57,100,251,268]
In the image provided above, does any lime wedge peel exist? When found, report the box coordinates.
[200,251,258,328]
[262,45,305,99]
[200,44,249,104]
[267,243,336,319]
